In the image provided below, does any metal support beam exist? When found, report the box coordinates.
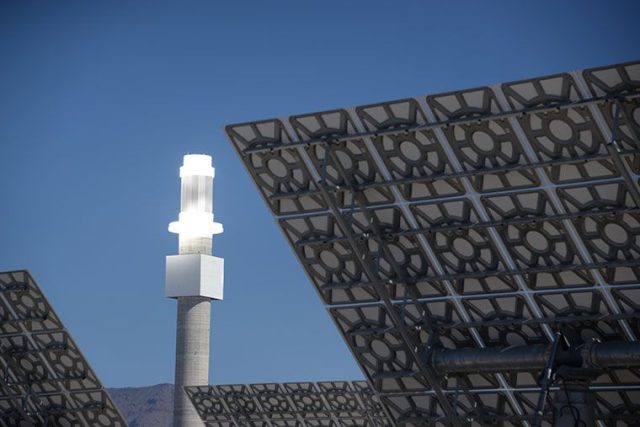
[0,345,35,427]
[296,207,640,249]
[431,341,640,374]
[315,161,458,423]
[268,152,634,203]
[533,332,562,427]
[242,95,636,155]
[279,121,461,426]
[605,101,640,207]
[319,260,640,298]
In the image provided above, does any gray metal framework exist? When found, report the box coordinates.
[225,61,640,426]
[185,381,393,426]
[0,270,127,426]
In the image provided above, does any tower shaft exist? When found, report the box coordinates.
[174,296,210,426]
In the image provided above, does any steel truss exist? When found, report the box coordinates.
[185,381,394,426]
[226,60,640,426]
[0,270,127,426]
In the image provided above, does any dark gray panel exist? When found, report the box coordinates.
[0,270,127,426]
[226,60,640,426]
[186,381,392,427]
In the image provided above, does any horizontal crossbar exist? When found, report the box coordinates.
[431,341,640,374]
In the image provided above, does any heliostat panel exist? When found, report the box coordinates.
[0,270,127,426]
[226,61,640,426]
[186,380,392,426]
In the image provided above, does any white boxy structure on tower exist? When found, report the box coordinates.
[166,254,224,299]
[166,154,223,427]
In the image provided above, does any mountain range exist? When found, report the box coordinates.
[109,384,174,427]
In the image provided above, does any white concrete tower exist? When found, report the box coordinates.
[166,154,224,427]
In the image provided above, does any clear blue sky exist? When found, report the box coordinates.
[0,1,638,388]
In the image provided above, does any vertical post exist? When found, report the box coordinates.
[553,372,596,427]
[532,332,561,427]
[167,154,224,427]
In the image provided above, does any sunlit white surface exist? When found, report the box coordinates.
[180,154,215,178]
[168,212,224,236]
[169,154,223,237]
[165,254,224,299]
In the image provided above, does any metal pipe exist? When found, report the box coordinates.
[432,344,549,374]
[431,341,640,374]
[589,341,640,369]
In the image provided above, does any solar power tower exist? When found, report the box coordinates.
[224,60,640,426]
[0,270,127,426]
[167,154,225,427]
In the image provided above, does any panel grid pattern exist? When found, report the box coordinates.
[186,381,393,426]
[226,61,640,426]
[0,270,127,426]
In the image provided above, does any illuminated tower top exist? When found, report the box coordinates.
[165,154,224,300]
[169,154,223,255]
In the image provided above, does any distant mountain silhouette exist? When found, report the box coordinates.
[109,384,174,427]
